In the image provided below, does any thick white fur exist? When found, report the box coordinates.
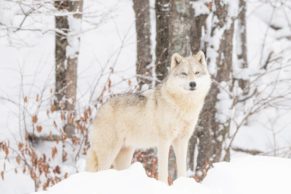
[86,51,211,183]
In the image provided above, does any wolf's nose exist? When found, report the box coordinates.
[189,81,196,88]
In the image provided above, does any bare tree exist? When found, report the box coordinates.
[54,1,83,137]
[187,0,211,171]
[169,0,191,56]
[191,0,235,179]
[189,0,209,54]
[133,0,153,90]
[236,0,248,93]
[155,0,171,82]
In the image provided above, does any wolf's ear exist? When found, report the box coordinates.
[194,51,206,66]
[171,53,183,70]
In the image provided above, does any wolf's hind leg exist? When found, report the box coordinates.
[95,140,123,171]
[114,147,134,170]
[86,148,98,171]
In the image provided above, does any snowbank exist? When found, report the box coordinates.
[203,156,291,194]
[31,156,291,194]
[31,163,212,194]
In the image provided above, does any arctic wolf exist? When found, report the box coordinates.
[86,51,211,183]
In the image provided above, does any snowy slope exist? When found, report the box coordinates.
[31,156,291,194]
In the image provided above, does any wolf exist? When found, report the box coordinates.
[86,51,211,183]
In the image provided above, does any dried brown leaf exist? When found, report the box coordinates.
[18,143,24,150]
[51,147,58,159]
[32,115,38,124]
[53,165,61,174]
[36,94,40,102]
[16,155,21,165]
[24,96,28,103]
[50,104,57,113]
[1,171,4,180]
[36,125,42,133]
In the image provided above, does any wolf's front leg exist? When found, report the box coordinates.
[157,141,171,183]
[173,138,189,177]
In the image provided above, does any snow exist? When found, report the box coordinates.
[30,156,291,194]
[204,156,291,194]
[190,0,211,16]
[0,160,34,194]
[30,163,213,194]
[66,15,82,59]
[215,81,232,123]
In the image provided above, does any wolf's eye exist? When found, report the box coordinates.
[195,71,200,75]
[181,72,188,76]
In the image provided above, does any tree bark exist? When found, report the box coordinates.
[188,0,210,171]
[190,14,208,54]
[155,0,171,82]
[237,0,248,93]
[133,0,153,90]
[193,0,235,179]
[155,0,191,82]
[189,0,209,54]
[169,0,191,56]
[54,1,83,137]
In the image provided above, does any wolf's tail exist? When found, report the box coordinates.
[85,148,98,171]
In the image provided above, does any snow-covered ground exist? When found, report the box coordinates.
[30,156,291,194]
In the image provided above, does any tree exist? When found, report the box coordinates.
[189,0,209,54]
[54,0,83,137]
[189,0,236,179]
[169,0,191,57]
[133,0,153,90]
[155,0,191,82]
[132,0,156,178]
[187,0,211,171]
[155,0,171,82]
[236,0,248,93]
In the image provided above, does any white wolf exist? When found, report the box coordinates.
[86,51,211,183]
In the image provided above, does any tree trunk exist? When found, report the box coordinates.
[189,0,209,54]
[236,0,248,93]
[169,0,191,56]
[54,1,83,137]
[168,0,192,180]
[193,0,235,180]
[155,0,191,82]
[133,0,153,90]
[155,0,171,82]
[187,0,210,171]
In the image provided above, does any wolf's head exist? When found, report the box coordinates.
[164,51,211,98]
